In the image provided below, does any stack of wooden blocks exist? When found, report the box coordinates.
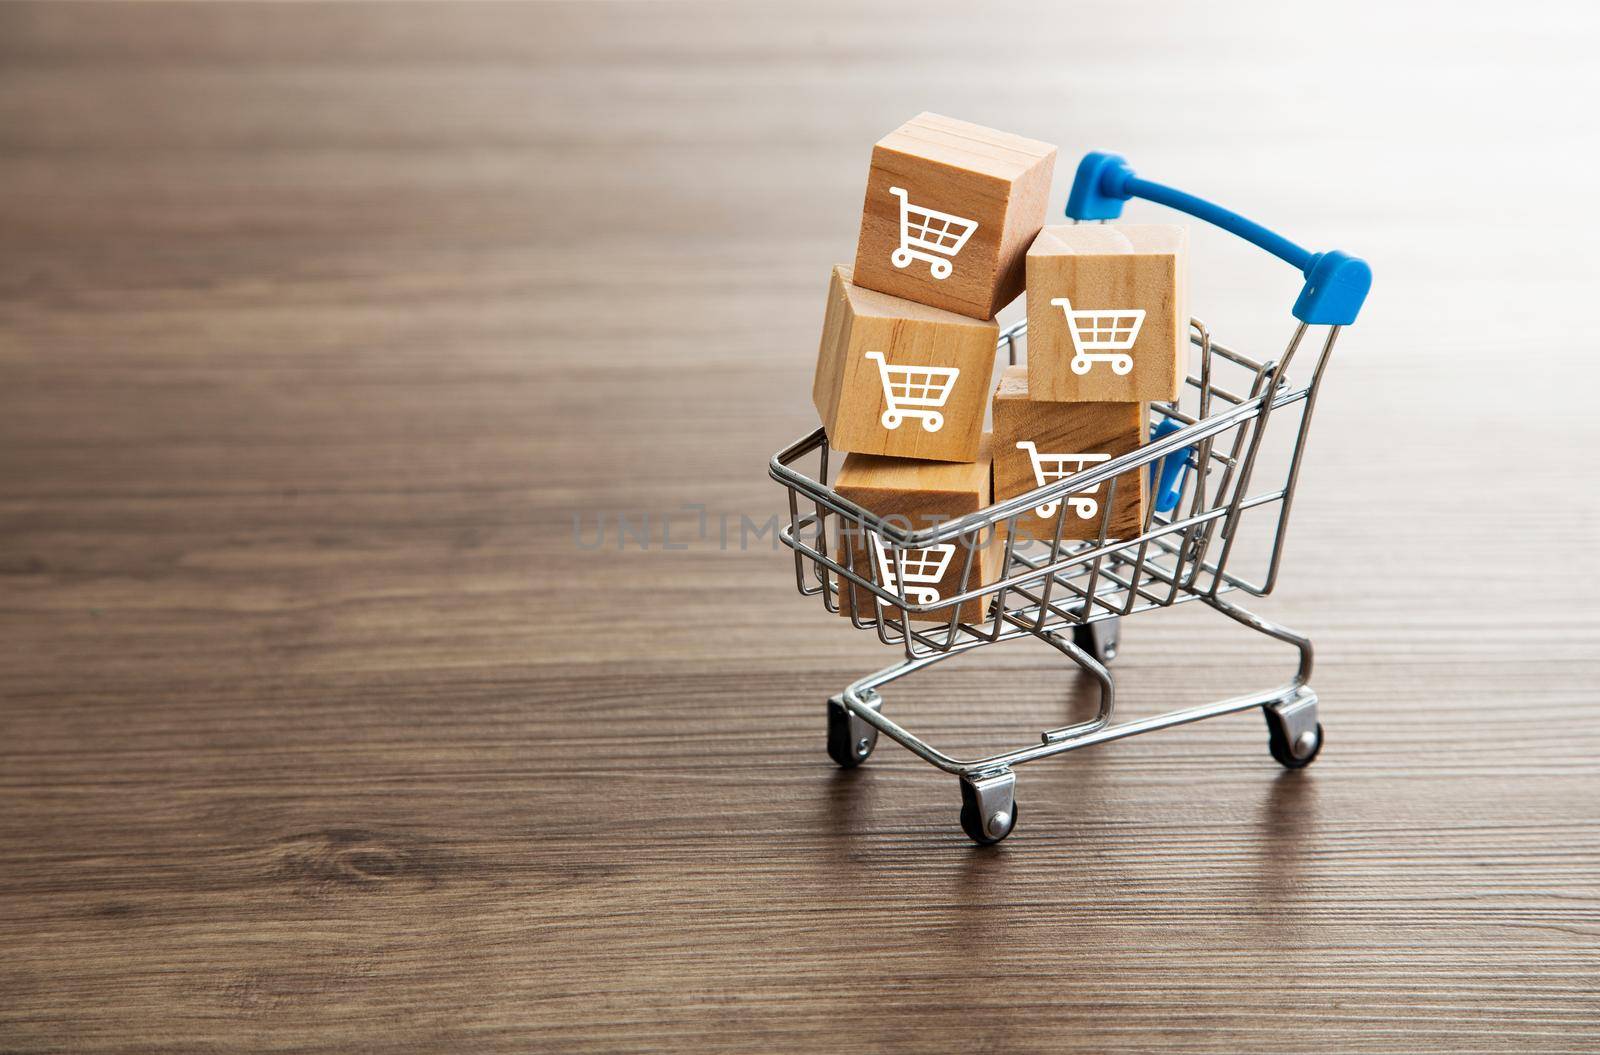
[813,113,1188,623]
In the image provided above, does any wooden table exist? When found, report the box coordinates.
[3,3,1598,1050]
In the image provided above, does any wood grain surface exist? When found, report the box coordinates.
[2,2,1598,1051]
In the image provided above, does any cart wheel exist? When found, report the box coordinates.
[891,248,912,269]
[930,259,952,280]
[1111,355,1134,376]
[1071,355,1092,375]
[959,780,1017,846]
[881,411,903,430]
[1267,719,1323,769]
[827,697,878,768]
[1073,618,1119,664]
[921,412,943,433]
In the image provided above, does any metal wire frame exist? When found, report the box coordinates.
[768,313,1341,778]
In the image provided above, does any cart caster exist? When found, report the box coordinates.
[958,771,1017,846]
[1265,693,1322,769]
[1072,617,1120,664]
[827,695,879,769]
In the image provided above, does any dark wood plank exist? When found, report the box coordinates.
[2,2,1598,1051]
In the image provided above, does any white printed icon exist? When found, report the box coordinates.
[1016,441,1112,520]
[871,534,956,606]
[889,186,977,280]
[1052,297,1146,376]
[865,351,960,433]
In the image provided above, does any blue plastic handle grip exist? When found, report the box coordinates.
[1065,152,1371,327]
[1150,417,1189,515]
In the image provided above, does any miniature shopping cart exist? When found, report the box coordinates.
[871,536,955,606]
[865,350,960,432]
[889,186,978,280]
[771,152,1371,844]
[1054,297,1145,375]
[1015,443,1110,520]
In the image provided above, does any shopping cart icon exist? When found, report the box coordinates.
[1016,441,1111,520]
[1052,297,1145,376]
[864,350,960,432]
[888,186,977,281]
[870,535,955,606]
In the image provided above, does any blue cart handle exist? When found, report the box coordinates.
[1065,152,1371,327]
[1149,417,1190,514]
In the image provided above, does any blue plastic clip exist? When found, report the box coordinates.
[1066,152,1371,327]
[1150,418,1190,515]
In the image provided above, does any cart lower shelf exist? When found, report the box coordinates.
[822,595,1324,846]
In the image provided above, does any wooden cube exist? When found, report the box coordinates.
[991,366,1147,542]
[851,112,1056,320]
[813,265,999,463]
[1026,224,1189,403]
[833,434,1004,624]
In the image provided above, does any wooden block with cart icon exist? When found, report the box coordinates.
[1026,224,1189,403]
[991,366,1147,543]
[851,113,1056,320]
[812,265,999,463]
[831,434,1004,624]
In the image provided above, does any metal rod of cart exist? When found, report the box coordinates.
[769,151,1372,844]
